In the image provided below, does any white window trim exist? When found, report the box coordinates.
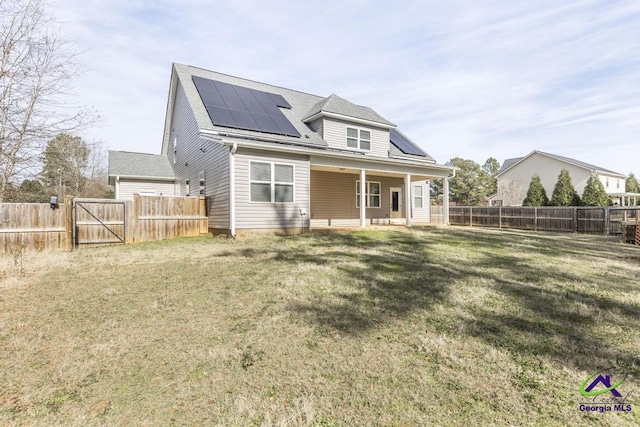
[346,126,372,152]
[356,180,381,208]
[414,185,424,208]
[249,160,296,204]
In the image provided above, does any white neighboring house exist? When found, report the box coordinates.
[490,151,629,206]
[108,151,177,200]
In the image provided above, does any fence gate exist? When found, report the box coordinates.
[73,199,126,247]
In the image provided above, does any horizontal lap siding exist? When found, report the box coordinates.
[310,170,404,223]
[411,181,430,223]
[235,148,310,230]
[118,180,176,200]
[171,82,230,230]
[323,117,389,158]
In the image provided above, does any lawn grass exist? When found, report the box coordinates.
[1,227,639,426]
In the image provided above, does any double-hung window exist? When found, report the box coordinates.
[414,185,423,208]
[347,127,371,151]
[356,181,380,208]
[250,161,294,203]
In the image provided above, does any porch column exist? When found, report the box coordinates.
[405,174,412,227]
[443,177,450,225]
[360,169,366,228]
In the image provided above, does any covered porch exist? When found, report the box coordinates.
[308,161,451,229]
[610,192,640,207]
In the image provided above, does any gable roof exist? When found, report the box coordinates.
[498,157,523,174]
[303,94,396,127]
[498,151,626,178]
[108,151,175,179]
[162,63,436,161]
[165,63,329,152]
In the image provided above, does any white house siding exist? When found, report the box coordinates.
[411,180,430,223]
[322,117,390,158]
[234,148,310,230]
[598,174,626,194]
[310,170,406,227]
[497,153,592,206]
[170,82,230,230]
[118,179,176,200]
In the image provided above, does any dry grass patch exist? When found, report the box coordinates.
[1,229,639,426]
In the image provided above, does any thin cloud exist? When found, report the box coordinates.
[54,0,639,174]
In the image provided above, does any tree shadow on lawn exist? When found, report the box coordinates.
[218,228,640,374]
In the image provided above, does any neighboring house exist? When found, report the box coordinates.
[110,63,455,235]
[490,150,627,206]
[108,151,177,200]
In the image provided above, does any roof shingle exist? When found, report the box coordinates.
[108,151,175,179]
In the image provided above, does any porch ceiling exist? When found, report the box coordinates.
[311,164,431,180]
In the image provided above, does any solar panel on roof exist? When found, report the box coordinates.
[192,76,300,137]
[269,93,292,109]
[390,129,427,157]
[205,106,236,128]
[271,114,300,136]
[251,113,278,133]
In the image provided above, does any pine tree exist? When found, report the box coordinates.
[41,133,89,197]
[581,173,610,206]
[522,174,548,206]
[627,172,639,193]
[550,169,580,206]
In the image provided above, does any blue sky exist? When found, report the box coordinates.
[56,0,640,175]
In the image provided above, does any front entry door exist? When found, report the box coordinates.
[390,187,402,219]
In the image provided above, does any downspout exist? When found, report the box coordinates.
[229,143,238,238]
[115,176,120,200]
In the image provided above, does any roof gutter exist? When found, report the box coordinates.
[107,174,176,181]
[214,137,455,174]
[302,111,396,129]
[200,129,322,148]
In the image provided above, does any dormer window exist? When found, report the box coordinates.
[347,127,371,151]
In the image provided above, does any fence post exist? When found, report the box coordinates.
[135,194,142,243]
[199,196,207,234]
[499,206,502,229]
[573,207,578,232]
[534,207,537,232]
[604,207,610,235]
[469,206,473,227]
[65,196,74,251]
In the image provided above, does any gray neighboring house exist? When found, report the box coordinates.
[110,63,455,235]
[108,151,176,200]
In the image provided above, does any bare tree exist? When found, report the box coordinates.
[0,0,94,201]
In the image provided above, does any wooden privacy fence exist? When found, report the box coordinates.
[448,206,640,235]
[0,195,208,253]
[0,203,67,253]
[429,206,446,225]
